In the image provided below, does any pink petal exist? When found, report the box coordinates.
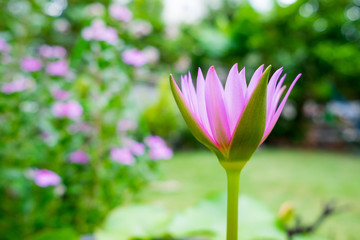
[262,73,301,143]
[187,72,199,118]
[196,68,213,139]
[267,67,283,114]
[275,74,286,93]
[239,67,247,98]
[225,63,244,133]
[181,75,191,105]
[267,86,286,126]
[172,75,215,143]
[205,66,231,148]
[246,64,264,100]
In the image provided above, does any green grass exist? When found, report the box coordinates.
[138,148,360,240]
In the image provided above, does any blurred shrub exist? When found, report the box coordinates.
[0,0,176,239]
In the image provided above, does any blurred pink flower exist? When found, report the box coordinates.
[0,37,10,52]
[81,19,119,45]
[2,78,32,94]
[52,100,83,120]
[21,57,43,72]
[39,45,67,59]
[122,49,148,67]
[149,145,173,160]
[52,46,67,58]
[131,142,145,156]
[33,169,61,187]
[110,148,135,165]
[38,45,52,58]
[124,138,145,156]
[145,136,173,160]
[40,132,51,142]
[46,60,68,76]
[52,89,69,100]
[109,3,132,22]
[144,135,166,148]
[69,151,89,164]
[102,27,119,45]
[117,119,137,131]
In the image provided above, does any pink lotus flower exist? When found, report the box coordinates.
[170,64,301,161]
[109,3,132,22]
[21,57,43,72]
[52,100,83,120]
[110,148,135,165]
[33,169,61,187]
[46,60,68,76]
[122,49,148,67]
[171,64,301,240]
[69,151,89,164]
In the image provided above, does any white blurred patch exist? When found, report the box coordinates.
[299,1,318,18]
[44,0,67,17]
[54,18,71,33]
[345,6,360,21]
[282,101,297,120]
[7,0,30,15]
[162,0,207,25]
[277,0,297,7]
[313,18,328,32]
[249,0,274,13]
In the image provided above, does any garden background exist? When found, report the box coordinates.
[0,0,359,239]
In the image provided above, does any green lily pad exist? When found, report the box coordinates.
[168,193,285,240]
[95,204,170,240]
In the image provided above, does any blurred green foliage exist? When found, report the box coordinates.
[180,0,360,142]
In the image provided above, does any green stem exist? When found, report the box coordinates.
[225,168,241,240]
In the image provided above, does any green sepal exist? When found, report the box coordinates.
[227,65,271,162]
[169,75,223,159]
